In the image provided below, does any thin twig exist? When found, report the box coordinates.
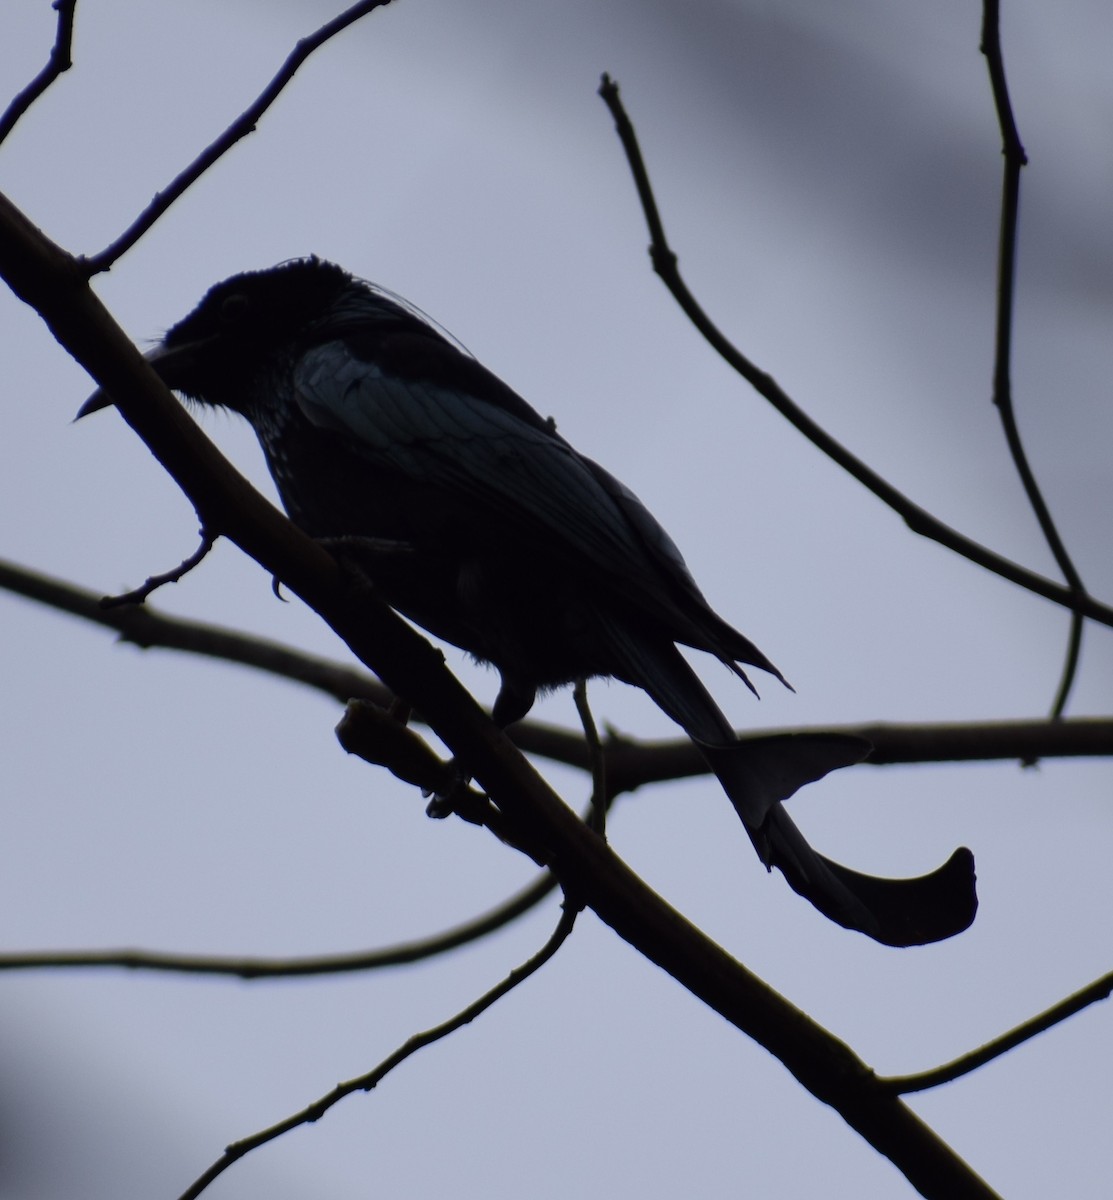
[176,901,579,1200]
[596,73,1113,630]
[0,555,389,701]
[0,871,557,978]
[881,968,1113,1095]
[84,0,396,272]
[100,528,215,607]
[0,0,77,147]
[980,1,1088,718]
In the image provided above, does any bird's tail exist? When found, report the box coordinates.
[599,620,977,946]
[701,740,977,946]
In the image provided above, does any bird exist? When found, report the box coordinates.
[80,257,976,946]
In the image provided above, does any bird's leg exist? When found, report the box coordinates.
[572,679,608,837]
[490,677,538,729]
[427,675,538,818]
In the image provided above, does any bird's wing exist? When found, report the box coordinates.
[293,340,717,633]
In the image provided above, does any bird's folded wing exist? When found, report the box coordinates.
[294,343,721,639]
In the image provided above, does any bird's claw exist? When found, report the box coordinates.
[424,762,474,819]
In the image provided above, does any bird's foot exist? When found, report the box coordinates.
[424,768,501,831]
[424,756,473,818]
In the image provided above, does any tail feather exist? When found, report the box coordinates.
[701,732,870,830]
[706,737,977,945]
[597,617,978,945]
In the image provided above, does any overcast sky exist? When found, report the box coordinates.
[1,2,1111,1197]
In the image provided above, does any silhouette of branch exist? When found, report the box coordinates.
[84,0,397,273]
[0,0,77,147]
[980,2,1088,718]
[0,706,1108,982]
[0,188,1002,1200]
[0,554,391,701]
[176,901,580,1200]
[0,871,558,979]
[597,74,1113,632]
[1,557,1110,785]
[101,528,215,606]
[881,967,1113,1095]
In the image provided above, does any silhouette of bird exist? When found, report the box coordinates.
[80,257,976,945]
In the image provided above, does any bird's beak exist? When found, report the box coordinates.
[76,341,204,419]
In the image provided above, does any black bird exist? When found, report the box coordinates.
[81,257,976,945]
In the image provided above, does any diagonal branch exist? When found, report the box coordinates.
[0,0,77,147]
[596,74,1113,632]
[176,901,580,1200]
[980,1,1088,717]
[84,0,397,273]
[881,967,1113,1094]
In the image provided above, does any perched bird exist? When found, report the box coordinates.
[81,257,976,945]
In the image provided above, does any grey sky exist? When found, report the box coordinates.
[1,2,1110,1196]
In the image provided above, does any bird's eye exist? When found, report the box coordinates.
[219,293,251,325]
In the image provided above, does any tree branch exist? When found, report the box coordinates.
[881,967,1113,1095]
[176,901,580,1200]
[84,0,397,273]
[2,557,1109,788]
[0,872,558,979]
[596,74,1113,632]
[980,1,1088,719]
[0,0,77,147]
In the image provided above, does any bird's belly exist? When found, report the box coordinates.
[369,542,607,687]
[264,443,617,685]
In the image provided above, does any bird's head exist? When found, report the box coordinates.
[78,257,356,418]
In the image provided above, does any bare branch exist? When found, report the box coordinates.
[980,2,1088,719]
[881,967,1113,1095]
[100,528,215,607]
[83,0,397,272]
[176,901,580,1200]
[0,871,558,979]
[596,74,1113,632]
[0,554,389,703]
[0,0,77,147]
[336,697,458,792]
[603,717,1113,795]
[2,557,1110,783]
